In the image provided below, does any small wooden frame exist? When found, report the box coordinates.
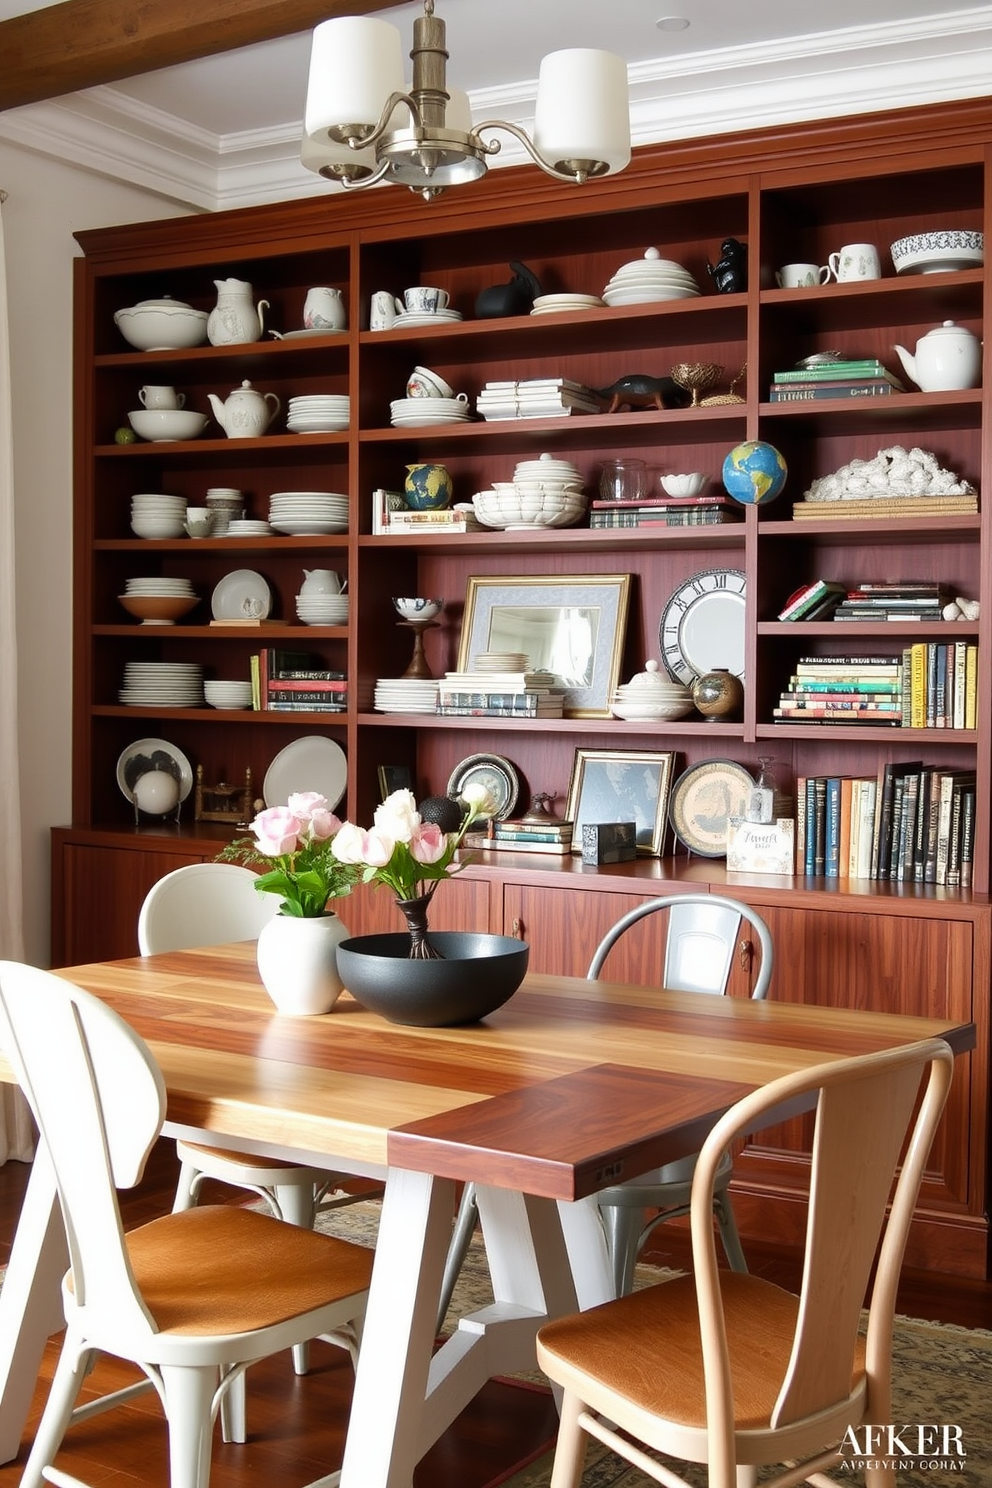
[194,765,253,826]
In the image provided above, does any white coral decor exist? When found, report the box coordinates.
[803,445,976,502]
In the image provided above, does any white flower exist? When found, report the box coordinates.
[373,788,421,844]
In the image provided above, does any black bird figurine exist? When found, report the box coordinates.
[706,237,747,293]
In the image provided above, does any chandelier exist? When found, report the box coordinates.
[302,2,631,202]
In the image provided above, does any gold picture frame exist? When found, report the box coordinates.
[457,574,632,718]
[565,748,677,856]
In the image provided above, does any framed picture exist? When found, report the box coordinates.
[377,763,413,802]
[457,574,632,717]
[564,749,677,856]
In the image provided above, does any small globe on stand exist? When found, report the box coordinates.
[722,440,788,506]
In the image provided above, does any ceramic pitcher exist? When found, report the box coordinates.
[207,278,270,345]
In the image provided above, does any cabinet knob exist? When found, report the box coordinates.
[738,937,753,973]
[511,917,524,940]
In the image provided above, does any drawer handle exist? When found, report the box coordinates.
[511,917,524,940]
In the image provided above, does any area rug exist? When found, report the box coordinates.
[316,1201,992,1488]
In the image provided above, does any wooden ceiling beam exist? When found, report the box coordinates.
[0,0,400,112]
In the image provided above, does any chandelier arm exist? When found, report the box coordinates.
[472,118,606,184]
[336,90,423,152]
[338,158,394,191]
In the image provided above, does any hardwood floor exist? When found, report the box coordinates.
[0,1140,988,1488]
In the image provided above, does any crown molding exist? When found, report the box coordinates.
[2,8,991,211]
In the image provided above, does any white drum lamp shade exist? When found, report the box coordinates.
[305,16,406,137]
[534,49,631,176]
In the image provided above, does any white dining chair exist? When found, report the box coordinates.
[0,959,373,1488]
[537,1037,954,1488]
[435,893,773,1325]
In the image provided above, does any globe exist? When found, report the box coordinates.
[722,440,787,505]
[404,462,453,511]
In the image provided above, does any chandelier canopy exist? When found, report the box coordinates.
[302,2,631,202]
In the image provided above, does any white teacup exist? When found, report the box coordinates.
[407,365,455,399]
[184,507,214,538]
[827,242,881,281]
[403,286,450,314]
[775,262,830,289]
[139,385,185,409]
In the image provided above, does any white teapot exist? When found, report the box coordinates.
[207,380,281,439]
[894,321,982,392]
[207,278,269,345]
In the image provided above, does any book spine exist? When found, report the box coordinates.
[768,381,897,401]
[945,784,966,888]
[273,669,346,681]
[493,830,571,844]
[824,777,841,877]
[935,774,956,886]
[787,679,901,693]
[912,768,933,882]
[910,643,927,729]
[776,695,900,708]
[249,652,261,711]
[953,641,968,731]
[965,644,978,730]
[804,778,817,875]
[772,361,889,381]
[934,644,948,728]
[839,776,853,880]
[856,780,877,880]
[267,689,349,705]
[267,679,347,692]
[777,579,838,621]
[795,775,807,872]
[265,702,348,712]
[959,787,976,889]
[925,643,938,728]
[813,778,827,874]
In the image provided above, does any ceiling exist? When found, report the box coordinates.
[2,0,992,210]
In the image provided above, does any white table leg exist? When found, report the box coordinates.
[556,1194,615,1309]
[0,1142,69,1462]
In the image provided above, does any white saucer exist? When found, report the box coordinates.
[392,310,463,327]
[263,736,347,810]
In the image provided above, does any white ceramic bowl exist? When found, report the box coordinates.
[660,472,710,497]
[890,229,983,273]
[128,409,209,442]
[473,487,587,530]
[392,597,444,621]
[130,516,186,539]
[204,680,253,708]
[114,298,209,351]
[609,696,695,721]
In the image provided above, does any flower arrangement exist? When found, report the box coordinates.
[330,785,495,956]
[218,791,360,918]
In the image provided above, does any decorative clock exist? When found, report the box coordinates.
[659,568,746,685]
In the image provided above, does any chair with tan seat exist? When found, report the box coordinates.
[435,892,772,1327]
[0,959,374,1488]
[537,1036,954,1488]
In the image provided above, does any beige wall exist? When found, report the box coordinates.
[0,143,194,966]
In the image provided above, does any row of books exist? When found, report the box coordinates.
[796,764,976,886]
[767,358,905,402]
[589,494,742,529]
[249,649,347,712]
[832,581,949,623]
[462,818,574,855]
[436,668,565,718]
[371,488,483,535]
[772,649,978,729]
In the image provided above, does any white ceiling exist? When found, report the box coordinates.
[2,1,992,210]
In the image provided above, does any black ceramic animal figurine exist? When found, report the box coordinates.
[474,260,543,318]
[706,237,747,293]
[594,373,690,413]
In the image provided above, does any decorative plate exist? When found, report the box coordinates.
[659,569,747,686]
[446,754,520,821]
[116,737,193,804]
[669,758,755,857]
[263,736,347,810]
[211,569,272,621]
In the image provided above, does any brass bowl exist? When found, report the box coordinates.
[671,362,723,407]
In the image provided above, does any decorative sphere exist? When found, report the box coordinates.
[418,795,464,833]
[132,769,180,815]
[722,440,787,505]
[404,463,453,511]
[691,668,744,721]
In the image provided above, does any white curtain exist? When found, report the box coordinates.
[0,191,37,1163]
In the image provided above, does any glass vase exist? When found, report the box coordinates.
[395,890,441,960]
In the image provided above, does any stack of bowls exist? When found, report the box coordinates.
[118,577,198,625]
[131,493,187,539]
[287,394,350,433]
[296,589,349,626]
[205,488,245,533]
[602,247,700,305]
[610,660,694,721]
[472,452,586,530]
[204,680,254,709]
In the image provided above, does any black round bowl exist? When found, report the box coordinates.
[336,932,529,1026]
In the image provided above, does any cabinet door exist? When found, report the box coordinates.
[340,875,492,939]
[55,842,215,966]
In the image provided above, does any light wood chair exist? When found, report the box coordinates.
[536,1036,954,1488]
[435,893,772,1327]
[0,959,374,1488]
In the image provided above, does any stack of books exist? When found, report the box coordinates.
[251,649,347,712]
[790,491,979,520]
[476,378,600,420]
[905,639,978,730]
[590,494,742,529]
[776,579,846,621]
[768,359,905,402]
[831,581,949,622]
[461,818,574,855]
[371,489,482,535]
[436,668,565,718]
[797,763,976,886]
[773,655,903,724]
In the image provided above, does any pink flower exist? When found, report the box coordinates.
[251,806,302,857]
[410,822,447,864]
[307,808,341,842]
[287,791,328,817]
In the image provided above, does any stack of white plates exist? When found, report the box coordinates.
[131,493,187,539]
[204,679,254,709]
[287,394,350,433]
[269,491,348,535]
[602,247,700,305]
[513,454,583,486]
[296,591,349,626]
[123,577,196,598]
[391,308,463,328]
[473,651,529,671]
[390,397,471,427]
[374,678,440,714]
[530,293,605,314]
[225,518,272,536]
[119,661,204,707]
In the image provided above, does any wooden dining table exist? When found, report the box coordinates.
[0,943,976,1488]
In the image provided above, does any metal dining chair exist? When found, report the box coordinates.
[537,1037,954,1488]
[435,893,773,1326]
[0,959,373,1488]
